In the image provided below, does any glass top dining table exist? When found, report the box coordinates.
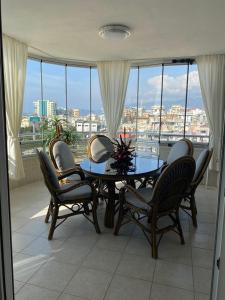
[80,155,164,228]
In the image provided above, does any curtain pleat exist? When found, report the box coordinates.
[3,35,28,180]
[196,55,225,171]
[97,61,130,138]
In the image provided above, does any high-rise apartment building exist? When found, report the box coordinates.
[34,100,56,117]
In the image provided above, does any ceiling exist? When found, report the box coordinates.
[2,0,225,63]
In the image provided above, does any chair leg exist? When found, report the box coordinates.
[114,195,125,236]
[92,196,101,234]
[45,200,53,223]
[48,205,59,240]
[176,211,185,245]
[151,225,158,259]
[190,195,198,227]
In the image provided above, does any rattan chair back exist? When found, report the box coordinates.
[87,134,114,162]
[151,156,195,213]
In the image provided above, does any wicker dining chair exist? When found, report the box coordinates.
[180,148,213,227]
[87,134,114,163]
[49,138,85,182]
[144,138,193,187]
[114,156,195,259]
[36,149,100,240]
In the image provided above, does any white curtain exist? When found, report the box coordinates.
[3,35,28,180]
[97,61,130,138]
[196,55,225,171]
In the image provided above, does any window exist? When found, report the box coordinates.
[160,64,188,142]
[21,59,42,156]
[21,59,209,157]
[185,64,209,143]
[91,68,106,134]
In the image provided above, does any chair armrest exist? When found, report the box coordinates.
[121,184,151,205]
[55,180,94,195]
[57,167,85,180]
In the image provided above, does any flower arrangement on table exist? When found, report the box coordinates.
[110,128,136,173]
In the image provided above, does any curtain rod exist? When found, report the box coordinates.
[28,46,196,68]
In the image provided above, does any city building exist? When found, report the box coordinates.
[34,100,57,117]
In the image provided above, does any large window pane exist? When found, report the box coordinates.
[161,64,188,142]
[91,68,106,135]
[21,59,42,155]
[41,62,66,148]
[67,66,90,158]
[185,64,209,143]
[137,66,162,155]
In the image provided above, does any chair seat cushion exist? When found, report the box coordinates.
[126,187,153,210]
[58,183,92,202]
[66,173,82,181]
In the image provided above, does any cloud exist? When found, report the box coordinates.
[146,70,201,99]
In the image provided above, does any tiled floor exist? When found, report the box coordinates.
[10,181,217,300]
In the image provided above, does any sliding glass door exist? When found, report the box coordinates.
[0,1,14,299]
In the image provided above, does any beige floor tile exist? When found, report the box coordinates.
[150,283,194,300]
[95,233,129,252]
[191,232,214,250]
[52,244,91,265]
[58,294,87,300]
[194,292,210,300]
[82,247,121,273]
[15,283,60,300]
[13,253,48,282]
[22,237,64,256]
[16,219,49,236]
[154,261,193,291]
[65,267,112,300]
[116,253,155,281]
[105,274,151,300]
[192,247,213,269]
[193,267,212,294]
[124,237,150,256]
[12,232,36,252]
[14,280,25,294]
[158,241,192,265]
[28,260,78,292]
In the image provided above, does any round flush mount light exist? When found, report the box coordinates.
[99,24,131,40]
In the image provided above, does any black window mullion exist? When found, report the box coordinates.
[135,66,140,141]
[40,60,44,149]
[184,62,190,138]
[65,64,68,124]
[159,64,164,144]
[90,66,92,137]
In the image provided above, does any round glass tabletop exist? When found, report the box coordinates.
[80,154,164,181]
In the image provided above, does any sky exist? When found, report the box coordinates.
[23,59,204,115]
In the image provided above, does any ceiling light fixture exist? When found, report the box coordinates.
[99,24,131,40]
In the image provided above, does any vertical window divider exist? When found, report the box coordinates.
[65,64,68,125]
[40,60,44,149]
[184,62,190,138]
[135,66,140,142]
[159,64,164,144]
[89,66,92,137]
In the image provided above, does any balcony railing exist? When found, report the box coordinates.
[19,131,209,157]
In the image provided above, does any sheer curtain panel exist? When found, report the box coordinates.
[3,35,27,180]
[97,61,130,138]
[196,55,225,172]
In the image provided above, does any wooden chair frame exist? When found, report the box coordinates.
[114,156,195,259]
[180,149,213,227]
[37,150,101,240]
[140,138,194,189]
